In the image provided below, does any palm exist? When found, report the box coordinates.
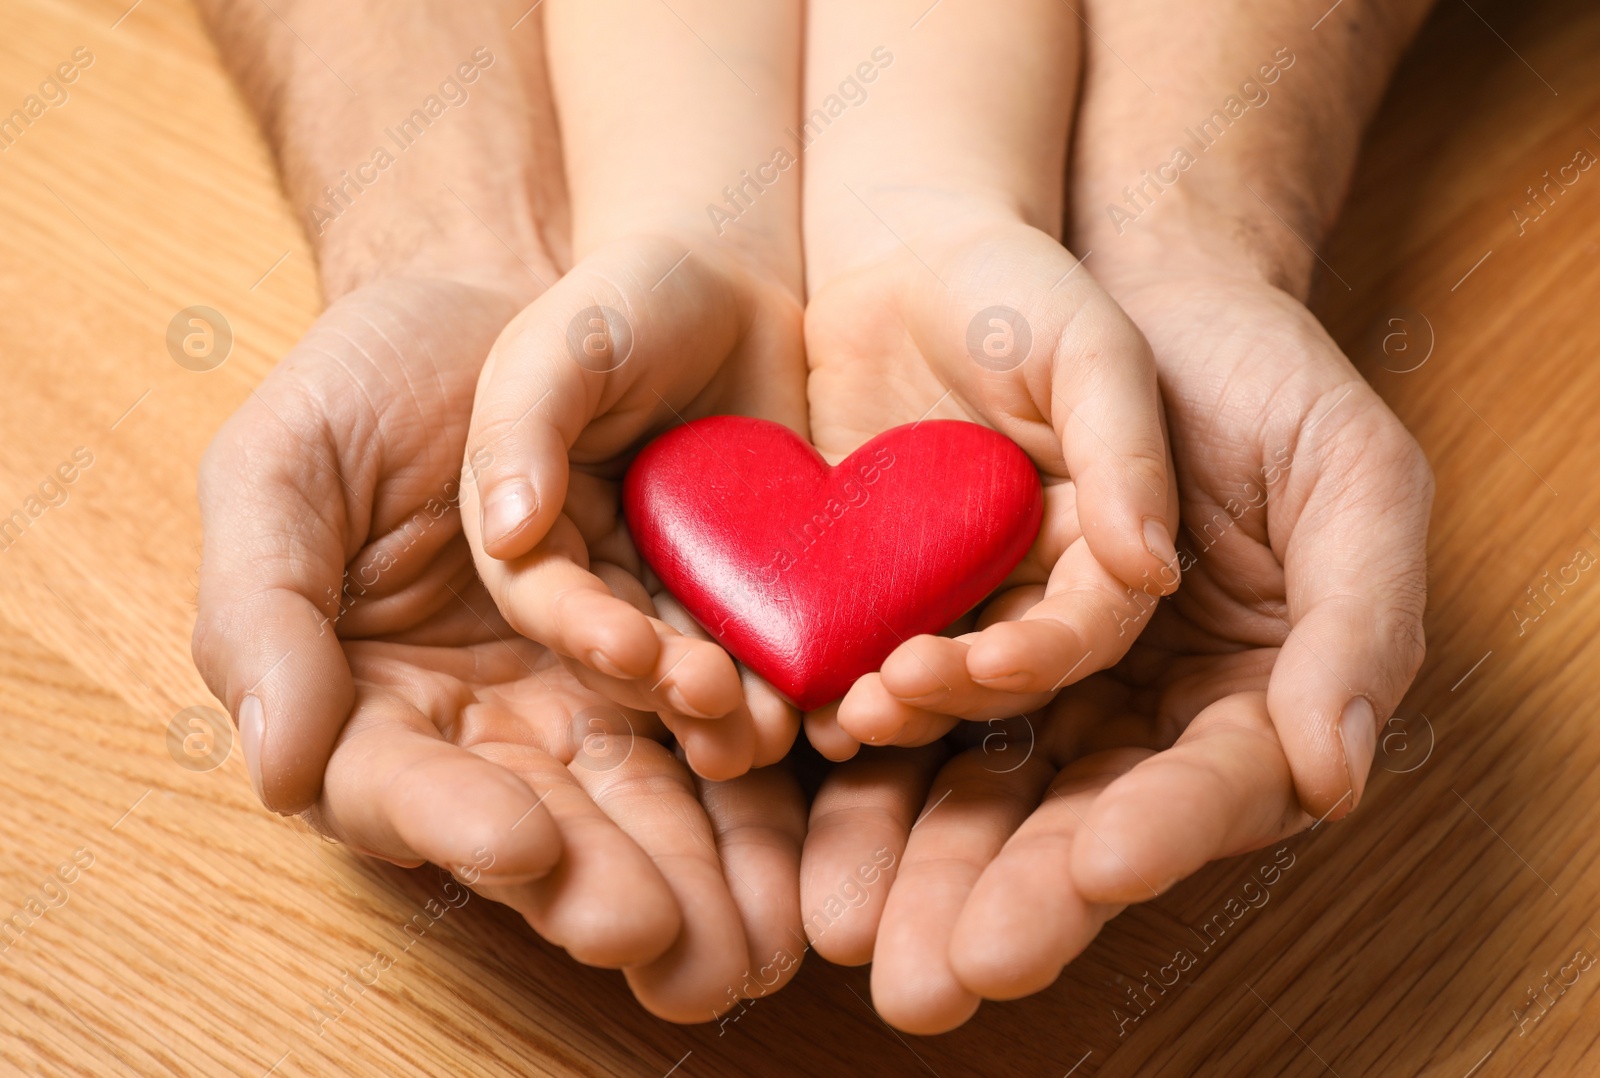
[805,221,1073,462]
[1094,269,1430,805]
[804,255,951,451]
[1095,275,1322,742]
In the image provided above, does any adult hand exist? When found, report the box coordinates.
[190,0,571,807]
[194,277,808,1021]
[196,0,815,1022]
[800,260,1431,1033]
[1061,0,1438,818]
[797,0,1434,1024]
[1082,264,1434,816]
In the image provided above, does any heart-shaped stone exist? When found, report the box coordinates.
[622,417,1043,710]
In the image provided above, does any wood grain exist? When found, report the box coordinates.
[3,0,1599,1074]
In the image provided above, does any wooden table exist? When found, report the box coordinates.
[3,0,1599,1074]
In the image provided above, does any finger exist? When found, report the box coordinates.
[699,766,809,1002]
[653,589,800,770]
[573,624,743,719]
[800,746,945,965]
[745,670,802,769]
[834,673,960,747]
[1044,287,1180,595]
[803,702,862,762]
[879,538,1157,713]
[481,514,664,680]
[975,583,1048,627]
[592,559,657,615]
[194,394,356,815]
[315,687,562,883]
[461,291,595,562]
[462,238,743,560]
[1071,691,1306,905]
[879,634,1054,720]
[577,740,751,1022]
[459,740,683,970]
[491,521,744,720]
[657,708,755,783]
[949,753,1130,1000]
[1267,390,1433,818]
[870,750,1055,1034]
[332,533,479,641]
[909,234,1177,593]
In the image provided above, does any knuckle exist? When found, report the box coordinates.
[1384,598,1429,688]
[1394,430,1436,504]
[1124,445,1172,496]
[495,580,538,641]
[189,609,229,693]
[469,414,532,470]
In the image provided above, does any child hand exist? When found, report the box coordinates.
[802,214,1179,757]
[460,0,809,781]
[460,237,807,781]
[799,0,1177,758]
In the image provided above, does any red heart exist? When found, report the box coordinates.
[622,417,1043,710]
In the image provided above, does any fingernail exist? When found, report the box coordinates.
[1143,516,1178,570]
[664,684,710,718]
[481,480,537,550]
[587,648,630,679]
[970,671,1032,692]
[1340,697,1376,808]
[239,693,265,803]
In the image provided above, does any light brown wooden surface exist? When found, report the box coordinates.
[3,0,1599,1074]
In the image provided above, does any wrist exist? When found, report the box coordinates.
[1066,0,1438,302]
[571,198,804,302]
[235,20,569,302]
[312,174,561,304]
[804,185,1032,295]
[1072,176,1320,301]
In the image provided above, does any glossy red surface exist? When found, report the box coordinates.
[622,417,1044,710]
